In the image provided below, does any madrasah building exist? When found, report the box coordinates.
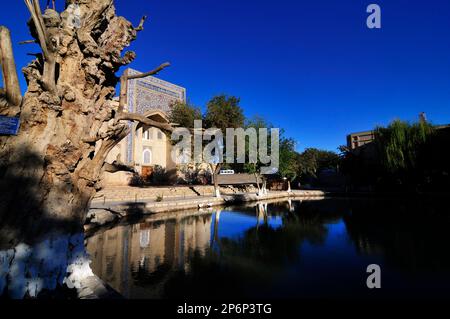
[103,68,191,186]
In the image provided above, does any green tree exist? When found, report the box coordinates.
[203,95,245,197]
[243,115,274,194]
[279,137,299,191]
[375,120,434,173]
[340,119,438,192]
[297,148,339,182]
[204,95,245,130]
[168,101,202,129]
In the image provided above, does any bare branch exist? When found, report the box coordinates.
[126,62,171,80]
[32,0,46,38]
[117,112,174,132]
[117,70,128,115]
[24,0,49,59]
[24,0,56,93]
[84,126,132,178]
[116,62,170,116]
[46,0,55,10]
[82,135,105,144]
[0,26,22,108]
[103,161,136,174]
[82,124,129,144]
[19,39,38,45]
[134,15,147,31]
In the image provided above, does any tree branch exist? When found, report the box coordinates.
[134,15,147,31]
[126,62,171,80]
[85,126,131,179]
[82,123,129,144]
[103,161,136,174]
[116,62,171,116]
[24,0,57,93]
[0,26,22,109]
[46,0,55,10]
[19,39,38,45]
[24,0,49,59]
[117,112,174,132]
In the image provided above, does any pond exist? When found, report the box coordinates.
[85,198,450,299]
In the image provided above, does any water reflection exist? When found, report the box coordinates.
[86,199,450,299]
[87,212,212,299]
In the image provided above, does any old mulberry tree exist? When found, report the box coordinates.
[0,0,172,243]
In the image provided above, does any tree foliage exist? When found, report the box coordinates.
[297,148,339,180]
[168,101,202,129]
[375,120,434,173]
[243,115,273,174]
[203,95,245,130]
[278,137,299,181]
[340,119,450,192]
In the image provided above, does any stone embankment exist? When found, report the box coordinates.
[91,185,253,204]
[87,186,326,231]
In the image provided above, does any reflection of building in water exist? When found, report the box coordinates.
[87,213,212,298]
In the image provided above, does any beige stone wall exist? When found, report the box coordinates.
[102,171,134,186]
[135,126,169,171]
[92,185,261,203]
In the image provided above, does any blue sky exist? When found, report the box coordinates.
[1,0,450,151]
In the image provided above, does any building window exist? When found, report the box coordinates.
[143,148,152,165]
[140,230,150,248]
[157,131,163,140]
[143,129,152,140]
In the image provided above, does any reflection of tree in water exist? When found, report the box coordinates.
[344,198,450,273]
[161,200,345,299]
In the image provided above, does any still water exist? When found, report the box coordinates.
[86,198,450,299]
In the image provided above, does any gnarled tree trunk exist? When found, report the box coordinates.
[0,0,171,245]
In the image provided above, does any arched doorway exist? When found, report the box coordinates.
[142,148,153,179]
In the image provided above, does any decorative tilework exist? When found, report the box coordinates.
[124,68,186,164]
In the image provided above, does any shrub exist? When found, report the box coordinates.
[129,173,145,187]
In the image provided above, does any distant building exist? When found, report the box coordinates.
[347,130,375,150]
[346,113,450,151]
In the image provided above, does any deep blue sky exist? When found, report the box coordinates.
[1,0,450,151]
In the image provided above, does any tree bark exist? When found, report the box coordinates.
[0,26,22,113]
[210,163,222,198]
[254,172,262,195]
[0,0,170,243]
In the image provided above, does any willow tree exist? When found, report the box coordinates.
[375,120,434,173]
[0,0,172,242]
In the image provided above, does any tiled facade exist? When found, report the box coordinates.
[103,69,186,185]
[125,69,186,165]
